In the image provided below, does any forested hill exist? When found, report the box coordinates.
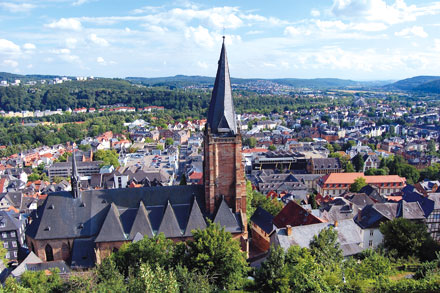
[0,78,351,117]
[385,76,440,93]
[126,75,380,88]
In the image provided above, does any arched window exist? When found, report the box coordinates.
[45,244,54,261]
[31,242,35,253]
[61,243,70,260]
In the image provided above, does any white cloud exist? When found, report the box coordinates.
[395,26,428,38]
[65,38,78,49]
[435,39,440,51]
[3,59,18,68]
[197,61,208,69]
[0,39,20,53]
[330,0,440,25]
[23,43,36,50]
[0,2,35,13]
[73,0,90,6]
[185,26,215,48]
[51,48,71,54]
[311,9,321,17]
[284,26,301,36]
[46,18,82,31]
[97,56,105,64]
[88,34,109,46]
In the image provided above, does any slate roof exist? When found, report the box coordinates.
[70,238,95,269]
[11,251,42,278]
[0,210,21,232]
[26,185,242,242]
[310,158,341,170]
[250,207,275,234]
[274,219,363,257]
[207,38,238,135]
[184,197,207,236]
[157,201,183,238]
[129,201,154,239]
[214,198,242,233]
[95,203,126,242]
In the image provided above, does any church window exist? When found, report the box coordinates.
[45,244,54,261]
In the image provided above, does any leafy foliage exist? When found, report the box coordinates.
[350,177,367,192]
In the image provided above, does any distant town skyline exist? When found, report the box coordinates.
[0,0,439,80]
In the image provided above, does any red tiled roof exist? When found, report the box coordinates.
[322,173,406,185]
[273,201,324,228]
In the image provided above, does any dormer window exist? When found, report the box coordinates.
[78,223,84,229]
[44,226,51,231]
[48,204,54,210]
[79,202,86,207]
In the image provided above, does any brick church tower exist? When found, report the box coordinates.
[204,37,247,215]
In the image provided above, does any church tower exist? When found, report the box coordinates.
[71,152,81,198]
[204,37,246,215]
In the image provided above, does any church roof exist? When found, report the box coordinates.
[26,185,243,241]
[184,197,207,236]
[214,197,242,233]
[207,38,238,135]
[157,200,182,238]
[129,201,154,239]
[95,203,126,242]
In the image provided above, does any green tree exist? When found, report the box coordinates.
[78,144,91,151]
[185,222,249,290]
[269,144,277,151]
[350,177,367,192]
[95,257,126,291]
[308,193,318,209]
[179,175,187,185]
[309,226,343,265]
[128,263,179,293]
[112,234,176,277]
[28,173,40,182]
[94,149,120,167]
[0,241,7,266]
[352,153,365,172]
[365,168,388,175]
[255,246,290,293]
[380,218,440,260]
[165,137,174,147]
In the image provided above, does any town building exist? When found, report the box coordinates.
[25,38,248,266]
[317,173,406,197]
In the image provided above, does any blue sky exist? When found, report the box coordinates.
[0,0,440,80]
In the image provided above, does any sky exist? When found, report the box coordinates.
[0,0,440,80]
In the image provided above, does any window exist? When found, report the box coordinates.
[10,231,16,238]
[13,251,17,258]
[5,252,9,259]
[12,241,17,248]
[370,230,374,237]
[369,240,373,247]
[3,242,8,248]
[2,232,6,238]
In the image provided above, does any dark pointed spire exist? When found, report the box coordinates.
[71,151,80,198]
[207,37,238,135]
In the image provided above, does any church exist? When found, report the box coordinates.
[25,38,248,268]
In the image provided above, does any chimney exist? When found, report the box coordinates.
[286,225,292,236]
[334,220,338,227]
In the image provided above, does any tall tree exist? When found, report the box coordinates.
[185,222,249,290]
[352,153,365,172]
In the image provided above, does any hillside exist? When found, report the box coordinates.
[414,79,440,93]
[386,76,440,91]
[126,75,376,89]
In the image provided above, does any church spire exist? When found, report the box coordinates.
[71,151,80,198]
[207,37,238,135]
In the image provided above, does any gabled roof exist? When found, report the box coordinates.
[71,238,95,269]
[11,251,42,278]
[207,38,237,135]
[214,197,241,233]
[129,201,154,239]
[95,203,126,242]
[184,197,207,236]
[250,206,275,234]
[157,201,182,238]
[273,201,324,228]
